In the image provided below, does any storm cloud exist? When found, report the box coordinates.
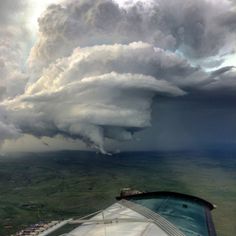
[0,0,29,101]
[6,42,184,153]
[1,0,236,152]
[29,0,235,73]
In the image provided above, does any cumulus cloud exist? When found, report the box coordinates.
[28,0,235,74]
[0,44,28,100]
[0,0,29,101]
[5,42,185,153]
[0,0,30,148]
[1,0,236,153]
[0,1,26,23]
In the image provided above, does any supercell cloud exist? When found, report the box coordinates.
[1,0,236,152]
[6,42,185,153]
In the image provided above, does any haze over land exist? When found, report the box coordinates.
[1,0,236,153]
[0,150,235,236]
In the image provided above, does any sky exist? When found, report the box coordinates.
[0,0,236,153]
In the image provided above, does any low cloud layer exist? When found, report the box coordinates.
[1,0,236,153]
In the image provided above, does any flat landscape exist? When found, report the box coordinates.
[0,150,235,236]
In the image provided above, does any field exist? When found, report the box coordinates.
[0,150,235,236]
